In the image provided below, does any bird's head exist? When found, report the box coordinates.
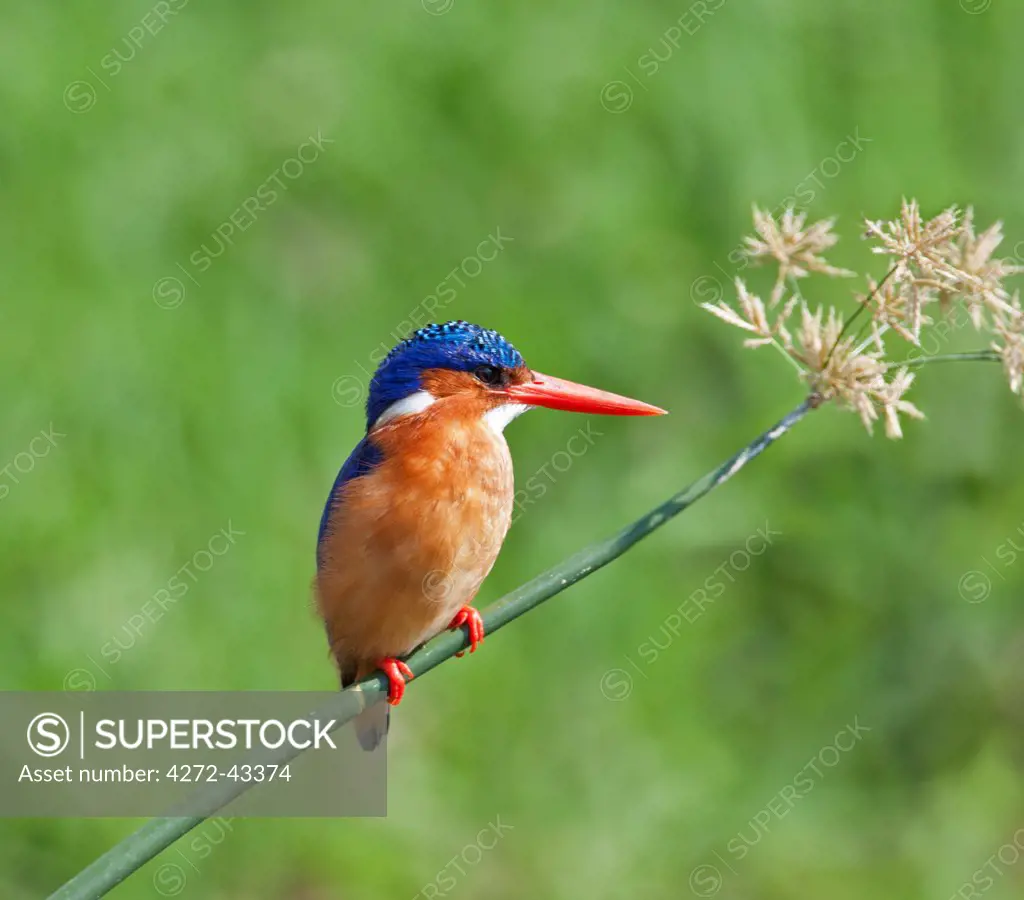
[366,320,665,433]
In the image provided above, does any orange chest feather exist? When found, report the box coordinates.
[359,414,515,566]
[316,408,516,660]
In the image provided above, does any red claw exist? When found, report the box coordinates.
[448,605,485,657]
[377,658,414,706]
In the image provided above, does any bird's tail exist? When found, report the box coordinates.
[343,662,389,752]
[353,703,389,752]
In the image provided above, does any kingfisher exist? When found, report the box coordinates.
[315,320,665,748]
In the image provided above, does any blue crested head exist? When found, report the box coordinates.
[366,321,525,429]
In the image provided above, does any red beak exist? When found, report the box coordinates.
[507,371,667,417]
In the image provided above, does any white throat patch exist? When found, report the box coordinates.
[372,390,436,429]
[484,403,531,434]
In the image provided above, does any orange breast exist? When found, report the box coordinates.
[315,401,514,676]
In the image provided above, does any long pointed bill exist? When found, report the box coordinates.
[507,371,667,416]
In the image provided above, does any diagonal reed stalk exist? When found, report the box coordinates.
[50,345,998,900]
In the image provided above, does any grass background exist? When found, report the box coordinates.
[3,0,1024,897]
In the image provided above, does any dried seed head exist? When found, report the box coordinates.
[702,201,1023,438]
[991,293,1024,396]
[744,206,854,286]
[864,198,965,287]
[858,277,924,345]
[948,208,1023,330]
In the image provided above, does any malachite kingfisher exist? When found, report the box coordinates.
[315,320,666,749]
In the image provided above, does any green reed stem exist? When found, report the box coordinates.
[897,350,1000,367]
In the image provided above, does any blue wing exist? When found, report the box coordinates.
[316,436,383,568]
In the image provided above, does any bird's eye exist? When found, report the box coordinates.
[473,364,505,386]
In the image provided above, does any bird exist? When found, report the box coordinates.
[315,320,665,749]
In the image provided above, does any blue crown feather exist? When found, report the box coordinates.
[365,321,524,428]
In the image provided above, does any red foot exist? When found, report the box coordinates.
[448,605,485,657]
[377,658,414,706]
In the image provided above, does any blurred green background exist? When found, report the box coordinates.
[3,0,1024,897]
